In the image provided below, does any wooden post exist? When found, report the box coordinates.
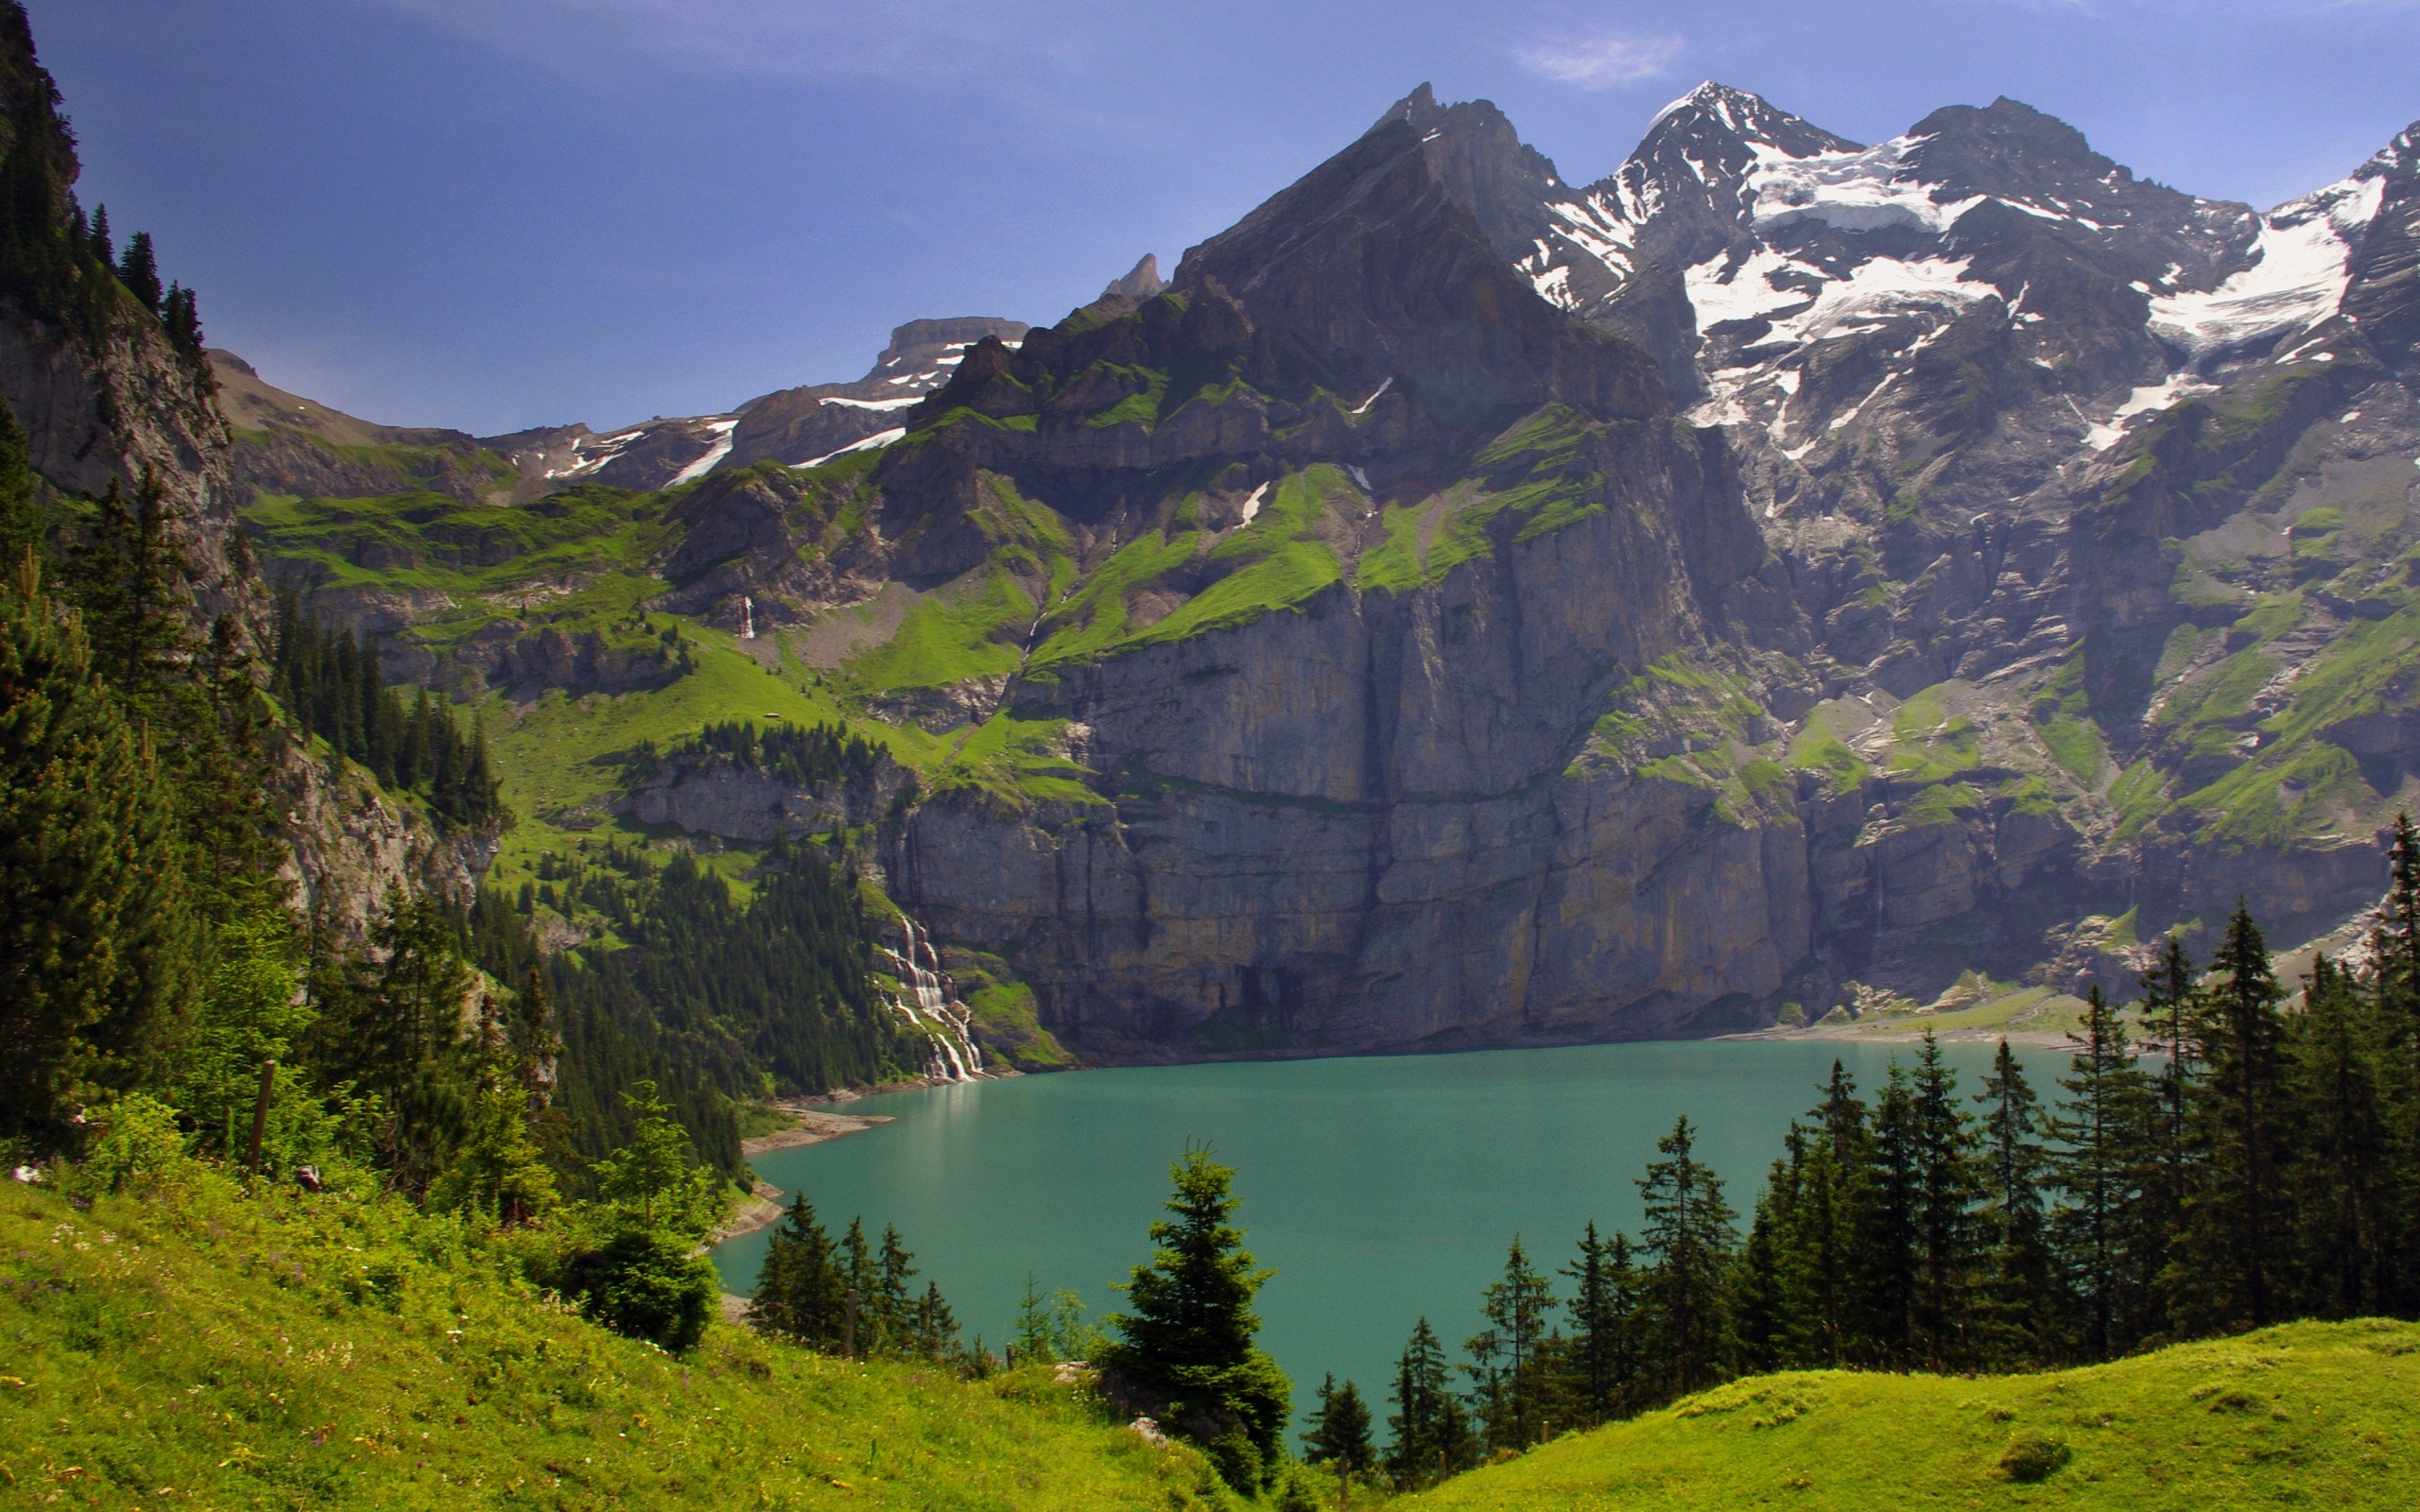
[247,1060,277,1176]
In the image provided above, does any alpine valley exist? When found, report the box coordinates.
[19,3,2420,1503]
[233,80,2420,1062]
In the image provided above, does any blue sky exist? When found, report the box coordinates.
[40,0,2420,435]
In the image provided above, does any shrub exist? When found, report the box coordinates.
[72,1092,191,1196]
[1998,1428,2070,1482]
[569,1229,719,1352]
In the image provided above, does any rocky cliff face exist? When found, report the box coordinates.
[0,6,485,936]
[244,78,2420,1061]
[853,86,2420,1056]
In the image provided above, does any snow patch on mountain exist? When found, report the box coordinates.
[2081,375,2217,451]
[794,427,906,471]
[1687,249,1991,345]
[666,418,739,486]
[2149,174,2385,358]
[546,428,644,481]
[1746,136,1983,236]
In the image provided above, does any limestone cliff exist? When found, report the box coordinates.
[236,81,2420,1060]
[0,5,484,934]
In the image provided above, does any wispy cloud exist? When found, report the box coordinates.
[1513,28,1685,88]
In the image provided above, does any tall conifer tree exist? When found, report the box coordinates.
[1974,1039,2056,1366]
[1103,1147,1291,1490]
[2175,901,2294,1329]
[1464,1237,1555,1451]
[1385,1317,1472,1486]
[2288,956,2391,1316]
[2050,988,2155,1360]
[1637,1116,1737,1397]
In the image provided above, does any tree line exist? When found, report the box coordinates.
[1301,850,2420,1493]
[269,591,503,829]
[466,841,919,1184]
[634,717,888,794]
[0,7,206,367]
[752,1196,963,1362]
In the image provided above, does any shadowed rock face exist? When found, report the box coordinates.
[885,435,1797,1058]
[1172,95,1665,429]
[233,71,2420,1058]
[834,86,2420,1057]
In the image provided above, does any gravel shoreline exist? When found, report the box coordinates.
[707,1108,895,1246]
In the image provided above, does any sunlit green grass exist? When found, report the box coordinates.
[0,1172,1233,1511]
[1409,1319,2420,1511]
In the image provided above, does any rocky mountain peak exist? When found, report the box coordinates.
[1100,253,1166,301]
[1637,81,1859,166]
[1172,87,1663,426]
[1898,95,2182,227]
[870,317,1029,380]
[1372,82,1568,265]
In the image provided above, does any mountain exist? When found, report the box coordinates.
[0,9,488,938]
[248,80,2420,1060]
[218,315,1028,507]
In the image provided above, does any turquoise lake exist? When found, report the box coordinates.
[713,1038,2014,1427]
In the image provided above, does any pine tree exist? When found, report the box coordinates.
[1909,1032,1981,1369]
[1304,1374,1374,1476]
[912,1280,958,1360]
[2288,955,2391,1316]
[872,1225,918,1352]
[752,1194,846,1349]
[1102,1147,1291,1491]
[590,1077,721,1240]
[2370,814,2420,1317]
[115,229,160,314]
[306,886,477,1194]
[1384,1317,1473,1486]
[2050,987,2155,1360]
[1637,1115,1737,1397]
[425,1076,560,1226]
[1973,1038,2057,1366]
[2173,901,2295,1330]
[840,1214,872,1346]
[0,547,192,1149]
[86,201,111,266]
[1464,1236,1556,1451]
[1559,1222,1641,1425]
[2138,932,2201,1284]
[1730,1141,1793,1376]
[64,472,185,703]
[0,396,46,564]
[1862,1062,1922,1366]
[1782,1064,1871,1366]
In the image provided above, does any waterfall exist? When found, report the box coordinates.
[740,595,755,639]
[878,916,990,1082]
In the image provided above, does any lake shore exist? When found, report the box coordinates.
[1717,1023,2083,1048]
[710,1107,896,1245]
[741,1107,893,1158]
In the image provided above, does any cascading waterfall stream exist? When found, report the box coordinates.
[878,917,989,1082]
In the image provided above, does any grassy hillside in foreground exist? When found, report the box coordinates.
[1408,1319,2419,1511]
[0,1176,1228,1511]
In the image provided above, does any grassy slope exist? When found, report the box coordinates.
[0,1176,1227,1511]
[1409,1320,2419,1511]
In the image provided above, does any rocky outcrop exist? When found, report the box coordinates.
[622,750,909,843]
[228,73,2420,1060]
[271,731,492,940]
